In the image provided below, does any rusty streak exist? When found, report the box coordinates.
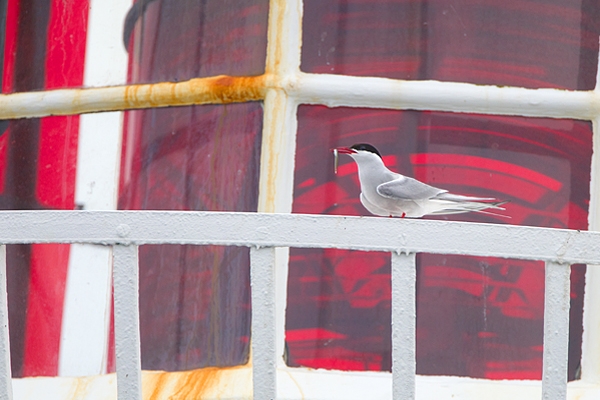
[0,75,269,120]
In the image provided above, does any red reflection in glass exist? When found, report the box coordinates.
[126,0,269,83]
[118,0,269,372]
[118,104,262,372]
[287,106,590,379]
[302,0,600,89]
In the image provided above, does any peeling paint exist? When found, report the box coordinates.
[122,75,266,108]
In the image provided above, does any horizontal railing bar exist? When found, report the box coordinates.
[0,211,597,264]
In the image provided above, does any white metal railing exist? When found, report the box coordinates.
[1,210,599,400]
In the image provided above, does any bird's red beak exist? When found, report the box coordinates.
[332,147,355,154]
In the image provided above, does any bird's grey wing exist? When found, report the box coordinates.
[377,176,446,200]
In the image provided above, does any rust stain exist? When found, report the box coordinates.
[259,89,288,213]
[124,75,267,110]
[143,364,250,400]
[265,0,286,75]
[0,74,269,120]
[65,375,94,399]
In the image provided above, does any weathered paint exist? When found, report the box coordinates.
[4,0,600,398]
[10,368,600,399]
[259,0,302,211]
[143,366,251,400]
[9,367,252,400]
[122,75,266,108]
[0,75,267,120]
[5,71,599,122]
[0,211,598,264]
[2,209,600,399]
[258,89,298,213]
[265,0,303,77]
[257,0,304,382]
[542,261,571,400]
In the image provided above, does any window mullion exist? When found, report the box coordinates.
[258,0,304,369]
[581,113,600,383]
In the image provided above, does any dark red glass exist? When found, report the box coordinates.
[126,0,269,82]
[118,0,269,371]
[302,0,600,90]
[287,106,590,379]
[118,103,262,372]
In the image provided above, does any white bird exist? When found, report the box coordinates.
[334,143,507,218]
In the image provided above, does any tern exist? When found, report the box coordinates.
[334,143,507,218]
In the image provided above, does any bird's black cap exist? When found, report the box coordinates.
[350,143,382,158]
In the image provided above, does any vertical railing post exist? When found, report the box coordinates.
[250,246,277,400]
[113,244,142,400]
[542,261,571,400]
[391,252,417,400]
[0,245,12,400]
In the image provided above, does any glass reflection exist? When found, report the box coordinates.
[287,106,589,379]
[302,0,600,89]
[120,0,269,372]
[118,103,262,371]
[125,0,269,83]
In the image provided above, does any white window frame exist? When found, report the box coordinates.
[0,0,599,399]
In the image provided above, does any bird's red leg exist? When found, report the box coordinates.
[401,212,406,218]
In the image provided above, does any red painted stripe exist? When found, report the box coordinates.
[36,116,79,209]
[22,0,90,377]
[2,0,19,93]
[23,244,70,376]
[0,0,20,194]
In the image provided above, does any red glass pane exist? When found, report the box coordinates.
[118,104,262,371]
[287,106,590,379]
[302,0,600,89]
[119,0,269,371]
[126,0,269,83]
